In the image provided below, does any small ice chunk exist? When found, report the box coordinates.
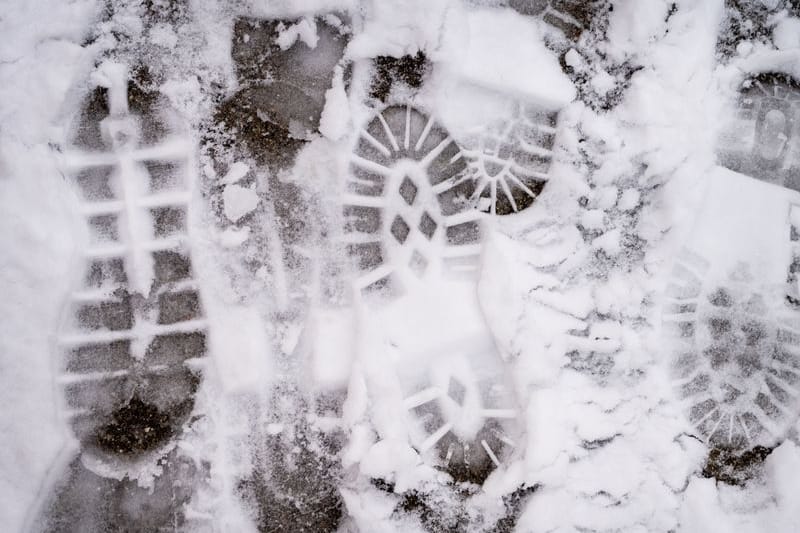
[360,439,421,491]
[276,18,319,50]
[266,423,284,435]
[449,8,575,108]
[223,184,259,222]
[220,162,249,185]
[149,23,178,48]
[342,424,375,469]
[564,48,584,69]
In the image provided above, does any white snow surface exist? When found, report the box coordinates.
[4,0,800,532]
[443,7,576,109]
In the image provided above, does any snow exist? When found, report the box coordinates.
[0,146,80,532]
[5,0,800,531]
[772,15,800,51]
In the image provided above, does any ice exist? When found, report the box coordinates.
[564,48,584,69]
[359,439,423,487]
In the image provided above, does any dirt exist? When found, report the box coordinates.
[370,52,429,101]
[702,445,774,486]
[92,397,176,455]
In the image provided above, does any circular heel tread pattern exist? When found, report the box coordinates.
[403,348,519,485]
[665,254,800,451]
[461,103,557,215]
[345,104,483,294]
